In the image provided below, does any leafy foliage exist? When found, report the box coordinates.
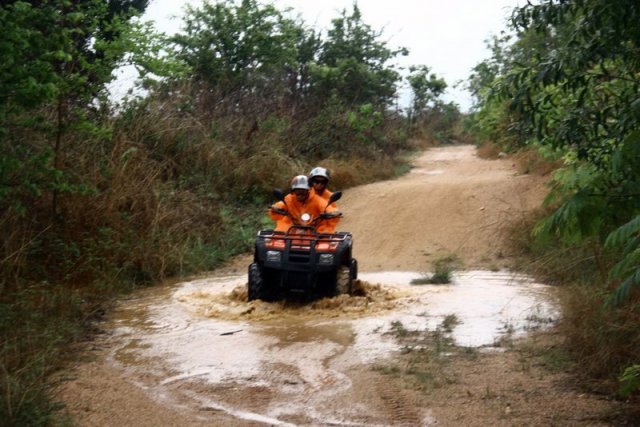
[468,0,640,403]
[0,0,148,216]
[470,0,640,304]
[171,0,409,115]
[172,0,302,96]
[407,65,447,116]
[312,4,407,107]
[0,1,155,423]
[606,214,640,306]
[619,364,640,398]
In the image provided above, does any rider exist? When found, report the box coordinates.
[269,175,339,234]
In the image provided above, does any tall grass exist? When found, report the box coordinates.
[411,254,461,285]
[507,207,640,398]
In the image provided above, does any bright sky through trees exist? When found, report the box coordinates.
[114,0,523,111]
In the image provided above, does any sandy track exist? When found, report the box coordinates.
[339,144,547,271]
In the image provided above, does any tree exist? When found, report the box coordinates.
[311,3,407,108]
[465,0,640,399]
[501,0,640,304]
[0,0,149,216]
[172,0,305,98]
[407,65,447,117]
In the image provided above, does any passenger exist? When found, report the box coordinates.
[269,175,339,234]
[309,167,339,231]
[308,166,335,207]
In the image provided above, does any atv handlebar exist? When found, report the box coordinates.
[270,207,288,216]
[272,188,342,206]
[319,212,343,219]
[269,206,342,225]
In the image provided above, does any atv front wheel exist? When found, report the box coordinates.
[336,266,352,295]
[248,263,264,301]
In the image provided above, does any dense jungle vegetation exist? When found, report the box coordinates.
[1,0,639,424]
[468,0,640,406]
[0,0,458,424]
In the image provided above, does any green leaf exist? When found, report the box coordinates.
[605,215,640,249]
[619,365,640,398]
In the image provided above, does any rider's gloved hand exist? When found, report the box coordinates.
[270,207,288,216]
[319,211,342,219]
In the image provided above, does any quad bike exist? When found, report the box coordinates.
[248,190,358,301]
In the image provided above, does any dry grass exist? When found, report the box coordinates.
[476,142,561,177]
[503,205,640,407]
[512,148,562,176]
[318,155,402,190]
[476,141,503,159]
[559,284,640,384]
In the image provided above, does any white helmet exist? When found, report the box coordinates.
[309,167,330,181]
[290,175,310,190]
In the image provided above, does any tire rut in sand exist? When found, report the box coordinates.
[374,377,425,426]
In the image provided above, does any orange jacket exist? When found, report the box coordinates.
[311,188,336,208]
[310,187,339,230]
[269,191,339,233]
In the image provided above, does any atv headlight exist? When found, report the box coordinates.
[266,250,282,263]
[318,253,334,265]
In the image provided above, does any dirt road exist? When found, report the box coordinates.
[56,145,624,426]
[340,144,545,271]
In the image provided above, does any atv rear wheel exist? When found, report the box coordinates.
[336,266,352,295]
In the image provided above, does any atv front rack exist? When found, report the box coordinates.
[258,228,351,252]
[255,228,352,277]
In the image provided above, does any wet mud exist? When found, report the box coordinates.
[96,269,558,425]
[182,279,400,322]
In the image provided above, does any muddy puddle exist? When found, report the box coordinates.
[102,269,558,424]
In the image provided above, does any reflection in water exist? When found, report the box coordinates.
[106,269,558,424]
[358,271,557,347]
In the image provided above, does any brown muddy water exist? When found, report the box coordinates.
[102,269,557,425]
